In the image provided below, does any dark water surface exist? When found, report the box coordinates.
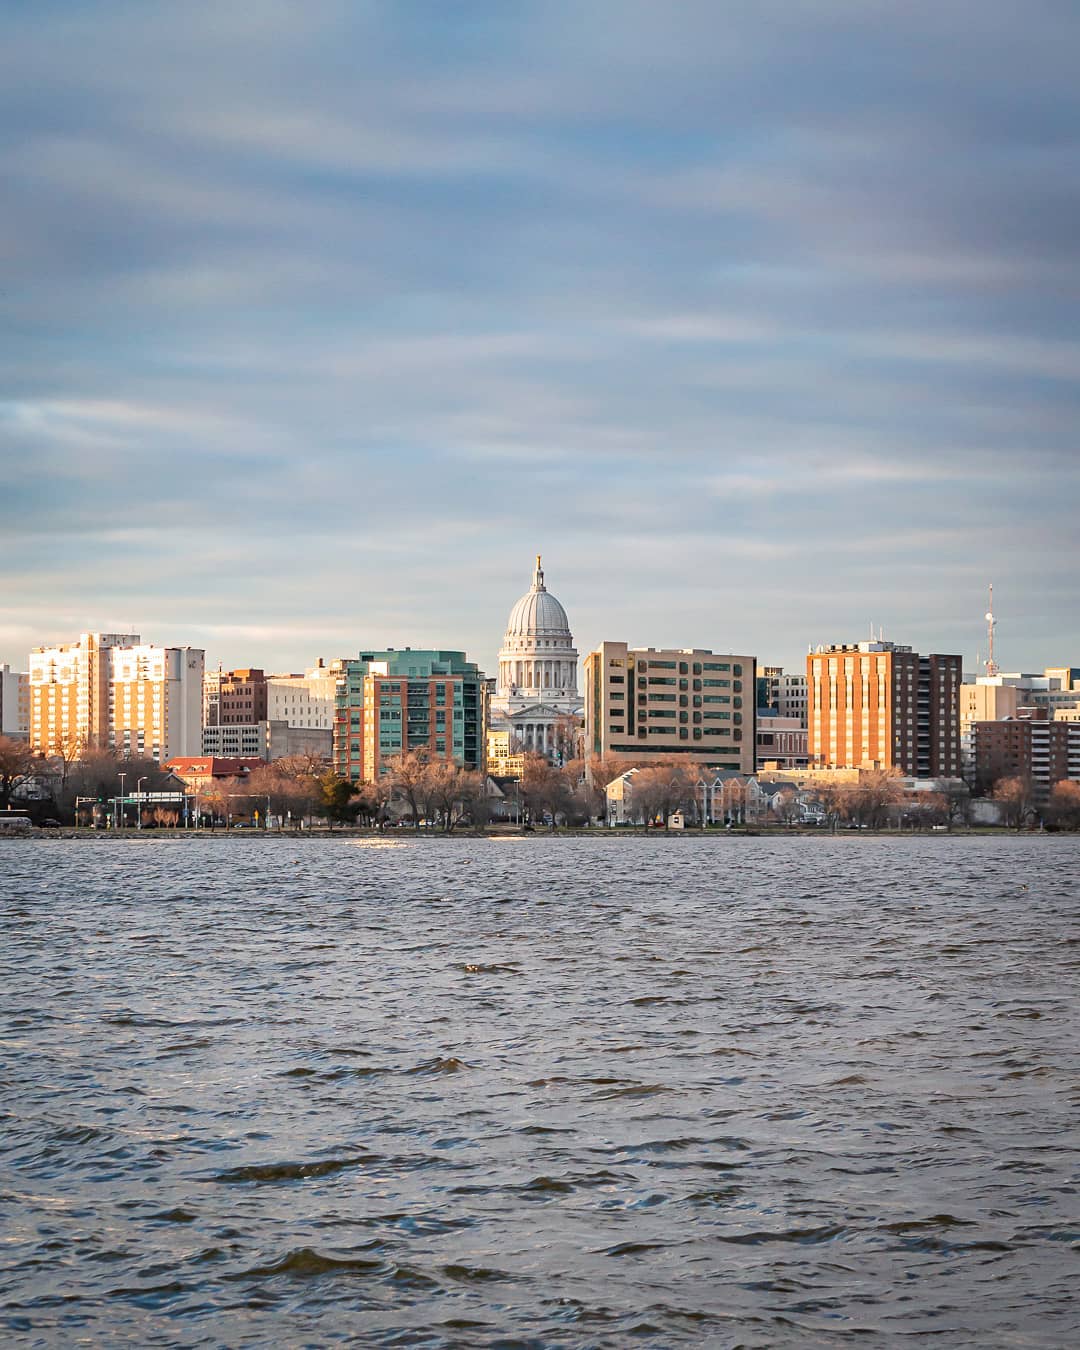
[1,835,1078,1347]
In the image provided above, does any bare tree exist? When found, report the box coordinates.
[0,735,38,809]
[631,762,693,829]
[355,778,391,827]
[454,770,491,830]
[833,770,904,829]
[387,749,433,829]
[550,714,584,766]
[774,786,801,828]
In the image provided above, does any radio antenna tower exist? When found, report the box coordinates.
[984,584,999,677]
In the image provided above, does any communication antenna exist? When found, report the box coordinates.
[984,583,999,677]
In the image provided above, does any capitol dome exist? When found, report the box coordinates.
[505,580,571,639]
[495,557,579,706]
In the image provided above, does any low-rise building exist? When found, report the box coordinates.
[486,727,524,779]
[756,714,808,770]
[163,756,266,791]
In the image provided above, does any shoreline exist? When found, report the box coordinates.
[3,825,1061,841]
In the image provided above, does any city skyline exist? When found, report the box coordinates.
[3,567,1064,688]
[4,3,1079,677]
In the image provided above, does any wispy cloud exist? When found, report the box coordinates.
[2,1,1078,675]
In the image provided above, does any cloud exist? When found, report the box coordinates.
[1,2,1078,677]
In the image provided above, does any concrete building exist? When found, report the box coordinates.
[776,674,808,725]
[961,681,1019,731]
[266,661,337,731]
[0,664,30,738]
[807,641,961,778]
[29,633,204,762]
[756,668,807,725]
[970,717,1080,802]
[201,723,269,759]
[584,642,756,773]
[332,649,486,783]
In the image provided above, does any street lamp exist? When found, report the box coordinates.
[117,772,127,829]
[136,777,147,829]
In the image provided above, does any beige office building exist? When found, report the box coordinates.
[960,681,1018,732]
[584,642,756,772]
[29,632,204,762]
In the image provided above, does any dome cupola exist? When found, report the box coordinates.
[495,556,579,704]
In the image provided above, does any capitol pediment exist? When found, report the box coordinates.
[505,702,580,720]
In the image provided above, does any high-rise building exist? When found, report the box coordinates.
[584,642,756,773]
[331,649,487,783]
[0,664,30,739]
[807,641,961,778]
[29,633,203,762]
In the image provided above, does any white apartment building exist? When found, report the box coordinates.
[266,662,337,730]
[29,633,204,762]
[0,664,30,738]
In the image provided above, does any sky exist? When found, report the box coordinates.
[3,1,1079,681]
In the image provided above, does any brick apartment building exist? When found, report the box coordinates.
[970,716,1080,801]
[808,641,961,778]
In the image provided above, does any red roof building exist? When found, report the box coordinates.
[163,757,266,789]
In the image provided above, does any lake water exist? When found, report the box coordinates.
[1,834,1078,1347]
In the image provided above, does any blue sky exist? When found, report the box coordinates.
[3,1,1078,680]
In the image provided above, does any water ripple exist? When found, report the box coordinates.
[1,833,1078,1347]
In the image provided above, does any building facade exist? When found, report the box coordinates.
[203,668,268,726]
[0,664,30,738]
[332,649,486,783]
[970,717,1080,802]
[807,641,961,778]
[29,633,203,761]
[202,661,337,761]
[776,674,808,725]
[486,727,525,780]
[756,714,808,770]
[584,642,756,773]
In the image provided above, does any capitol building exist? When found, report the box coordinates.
[490,557,582,759]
